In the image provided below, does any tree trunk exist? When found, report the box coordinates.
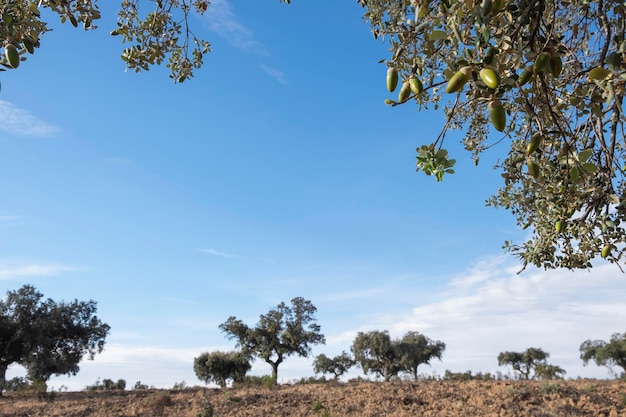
[270,362,279,384]
[0,363,7,397]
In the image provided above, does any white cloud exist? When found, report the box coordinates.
[0,262,82,280]
[198,248,239,258]
[0,100,59,137]
[381,258,626,378]
[203,0,266,54]
[260,65,288,84]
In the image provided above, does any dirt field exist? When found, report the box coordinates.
[1,380,625,417]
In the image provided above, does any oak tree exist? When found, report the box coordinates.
[219,297,325,384]
[193,350,251,388]
[497,347,551,379]
[0,285,110,395]
[312,351,356,380]
[580,331,626,376]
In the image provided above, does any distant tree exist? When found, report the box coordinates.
[86,378,126,391]
[397,331,446,381]
[580,332,626,376]
[534,364,566,380]
[0,285,110,395]
[193,350,251,388]
[219,297,325,384]
[497,347,550,380]
[313,351,355,380]
[351,331,402,381]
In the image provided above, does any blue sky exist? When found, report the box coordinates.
[2,0,625,390]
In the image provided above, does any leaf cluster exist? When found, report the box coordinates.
[361,0,626,270]
[0,285,110,394]
[351,330,445,381]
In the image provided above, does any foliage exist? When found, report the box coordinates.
[313,351,356,380]
[351,330,446,381]
[193,350,251,388]
[497,347,564,379]
[0,285,110,396]
[351,330,402,381]
[360,0,626,270]
[231,374,276,389]
[397,331,446,381]
[85,378,127,391]
[0,0,291,83]
[535,364,567,380]
[442,369,495,381]
[219,297,325,384]
[580,331,626,375]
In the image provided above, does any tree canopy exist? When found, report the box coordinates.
[580,331,626,376]
[497,347,553,379]
[312,351,356,380]
[219,297,325,384]
[193,350,251,388]
[2,0,625,270]
[360,0,626,270]
[351,330,445,381]
[0,285,110,395]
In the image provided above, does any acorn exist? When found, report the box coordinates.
[518,66,533,86]
[446,66,472,93]
[398,81,411,102]
[534,53,550,72]
[527,160,540,178]
[480,68,500,89]
[387,68,399,92]
[601,245,611,259]
[489,99,506,132]
[409,77,423,95]
[526,133,542,154]
[555,220,564,233]
[549,56,563,77]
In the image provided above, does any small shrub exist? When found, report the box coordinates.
[172,380,187,390]
[196,401,214,417]
[311,399,324,412]
[541,382,562,394]
[146,392,173,415]
[4,377,30,392]
[232,375,275,389]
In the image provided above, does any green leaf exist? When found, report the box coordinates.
[429,30,447,41]
[577,148,593,162]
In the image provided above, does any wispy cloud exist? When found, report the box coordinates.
[260,65,288,84]
[0,214,25,228]
[198,248,240,258]
[104,157,136,167]
[0,100,59,137]
[203,0,266,54]
[0,262,82,280]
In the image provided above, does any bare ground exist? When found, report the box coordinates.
[1,380,625,417]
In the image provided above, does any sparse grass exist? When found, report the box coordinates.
[196,401,215,417]
[541,382,562,394]
[311,399,324,412]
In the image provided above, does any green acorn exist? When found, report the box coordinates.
[489,99,506,132]
[480,68,500,89]
[526,133,542,154]
[386,68,399,92]
[518,66,533,86]
[446,66,472,94]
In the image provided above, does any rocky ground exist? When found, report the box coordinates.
[1,380,625,417]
